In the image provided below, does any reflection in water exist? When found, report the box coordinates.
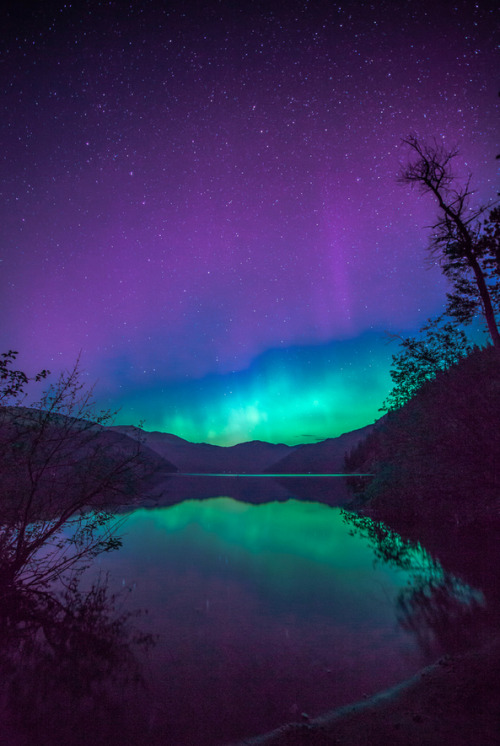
[0,574,153,746]
[1,491,488,746]
[0,572,155,746]
[92,496,483,745]
[154,473,355,505]
[397,573,485,657]
[342,511,487,657]
[0,487,155,746]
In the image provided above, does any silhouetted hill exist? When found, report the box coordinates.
[264,424,376,474]
[109,426,296,473]
[344,345,500,529]
[0,407,178,514]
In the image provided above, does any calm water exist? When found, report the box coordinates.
[91,491,441,744]
[2,478,484,746]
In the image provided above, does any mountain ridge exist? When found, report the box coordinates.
[109,423,376,474]
[109,425,297,473]
[263,423,375,474]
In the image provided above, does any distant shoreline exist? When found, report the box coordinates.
[174,472,372,477]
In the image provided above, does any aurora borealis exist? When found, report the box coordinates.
[1,0,498,445]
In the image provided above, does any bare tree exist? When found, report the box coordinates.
[0,353,163,743]
[0,354,158,591]
[400,135,500,349]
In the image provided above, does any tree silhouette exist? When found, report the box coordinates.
[401,136,500,348]
[0,349,49,404]
[0,353,160,591]
[381,316,473,411]
[0,353,158,744]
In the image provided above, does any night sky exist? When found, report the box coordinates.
[1,0,498,445]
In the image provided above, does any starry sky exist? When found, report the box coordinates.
[1,0,498,445]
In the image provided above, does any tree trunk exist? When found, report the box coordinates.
[432,187,500,349]
[467,253,500,349]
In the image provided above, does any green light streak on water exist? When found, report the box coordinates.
[88,497,481,744]
[120,498,427,583]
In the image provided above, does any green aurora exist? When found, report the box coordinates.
[112,333,394,445]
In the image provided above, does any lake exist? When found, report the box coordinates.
[1,477,484,746]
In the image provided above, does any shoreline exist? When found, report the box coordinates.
[231,635,500,745]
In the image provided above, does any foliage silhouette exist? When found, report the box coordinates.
[381,316,473,411]
[0,353,157,744]
[345,346,500,526]
[0,353,163,592]
[0,349,49,404]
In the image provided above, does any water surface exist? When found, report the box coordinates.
[4,483,484,746]
[94,495,441,744]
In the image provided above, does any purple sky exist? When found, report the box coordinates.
[1,0,498,444]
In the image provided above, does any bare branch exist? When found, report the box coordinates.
[400,135,500,348]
